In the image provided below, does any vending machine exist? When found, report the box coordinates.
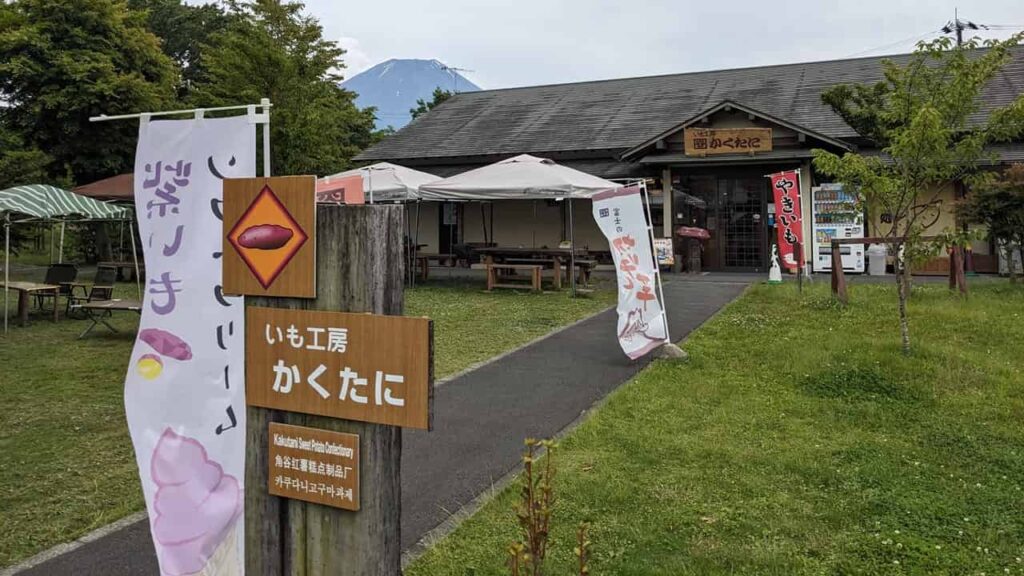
[812,183,865,273]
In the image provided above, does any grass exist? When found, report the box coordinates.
[0,276,613,568]
[406,281,1024,576]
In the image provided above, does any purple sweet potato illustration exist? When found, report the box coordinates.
[139,328,193,361]
[237,224,293,250]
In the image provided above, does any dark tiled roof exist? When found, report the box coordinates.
[357,48,1024,163]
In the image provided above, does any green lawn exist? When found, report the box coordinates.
[0,278,613,568]
[407,282,1024,576]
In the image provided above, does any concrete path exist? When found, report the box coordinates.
[13,278,747,575]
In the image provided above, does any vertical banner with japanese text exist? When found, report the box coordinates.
[769,170,804,272]
[592,186,668,359]
[127,116,254,576]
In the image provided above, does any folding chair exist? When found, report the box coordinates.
[34,263,78,313]
[68,266,117,315]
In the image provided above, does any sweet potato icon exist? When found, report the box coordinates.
[238,224,293,250]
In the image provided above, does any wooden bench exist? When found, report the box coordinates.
[486,263,542,292]
[414,253,455,281]
[504,258,596,289]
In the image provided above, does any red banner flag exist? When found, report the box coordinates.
[769,170,804,272]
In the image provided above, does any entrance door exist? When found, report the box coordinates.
[719,177,766,270]
[439,202,459,254]
[676,174,767,271]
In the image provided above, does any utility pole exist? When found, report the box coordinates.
[942,8,989,47]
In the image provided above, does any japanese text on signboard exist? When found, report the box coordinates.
[684,128,773,156]
[769,170,805,271]
[246,307,432,429]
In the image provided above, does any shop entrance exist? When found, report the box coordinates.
[676,173,768,271]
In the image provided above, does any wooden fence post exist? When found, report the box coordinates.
[830,240,848,304]
[245,204,404,575]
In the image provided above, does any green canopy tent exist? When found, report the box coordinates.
[1,184,135,333]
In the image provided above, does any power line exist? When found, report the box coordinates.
[846,29,941,58]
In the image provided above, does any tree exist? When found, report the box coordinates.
[812,35,1024,354]
[959,164,1024,283]
[128,0,236,98]
[0,0,178,184]
[410,87,453,120]
[0,121,52,190]
[190,0,376,176]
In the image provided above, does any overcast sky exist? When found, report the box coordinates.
[301,0,1024,90]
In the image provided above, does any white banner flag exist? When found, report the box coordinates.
[592,186,668,359]
[127,116,254,576]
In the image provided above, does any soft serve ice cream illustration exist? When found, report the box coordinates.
[151,428,241,575]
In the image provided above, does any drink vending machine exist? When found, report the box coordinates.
[812,183,865,273]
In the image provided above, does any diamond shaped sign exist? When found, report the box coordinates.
[223,177,316,298]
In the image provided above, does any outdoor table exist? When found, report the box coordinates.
[72,298,142,338]
[98,260,144,281]
[474,247,590,289]
[2,281,60,326]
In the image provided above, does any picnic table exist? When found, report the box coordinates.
[72,298,142,338]
[2,281,60,326]
[98,260,144,281]
[474,247,594,289]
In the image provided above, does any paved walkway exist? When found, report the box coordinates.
[16,278,747,575]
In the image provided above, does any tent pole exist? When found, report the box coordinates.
[480,202,487,244]
[413,201,422,287]
[368,169,374,205]
[131,217,141,299]
[569,197,576,297]
[4,217,9,334]
[490,202,494,245]
[58,221,65,263]
[49,223,54,263]
[532,201,537,248]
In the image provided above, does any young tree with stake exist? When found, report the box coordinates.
[812,35,1024,355]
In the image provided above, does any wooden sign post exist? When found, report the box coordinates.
[245,204,408,575]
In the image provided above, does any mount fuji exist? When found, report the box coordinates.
[342,59,480,130]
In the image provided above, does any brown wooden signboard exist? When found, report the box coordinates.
[268,423,360,510]
[684,127,772,156]
[246,306,433,429]
[223,176,316,298]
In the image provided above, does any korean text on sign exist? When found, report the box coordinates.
[268,423,360,510]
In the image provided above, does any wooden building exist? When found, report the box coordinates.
[358,49,1024,273]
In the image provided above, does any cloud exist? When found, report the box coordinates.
[337,36,374,79]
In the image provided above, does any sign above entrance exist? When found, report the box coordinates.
[223,176,316,298]
[245,306,433,430]
[684,127,772,156]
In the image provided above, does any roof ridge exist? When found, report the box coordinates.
[451,45,1013,95]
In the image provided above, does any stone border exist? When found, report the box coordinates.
[1,512,148,576]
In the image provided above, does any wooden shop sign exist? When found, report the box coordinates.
[268,423,360,510]
[223,176,316,298]
[684,127,772,156]
[245,306,433,430]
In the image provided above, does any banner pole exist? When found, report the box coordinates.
[641,180,671,343]
[261,98,271,178]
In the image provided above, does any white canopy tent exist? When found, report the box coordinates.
[321,162,439,203]
[418,154,617,201]
[419,154,619,294]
